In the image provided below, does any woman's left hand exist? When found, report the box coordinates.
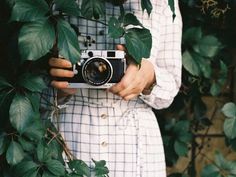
[108,45,156,100]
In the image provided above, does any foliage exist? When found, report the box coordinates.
[0,0,175,176]
[154,0,236,176]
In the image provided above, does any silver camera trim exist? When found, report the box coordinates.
[67,50,126,89]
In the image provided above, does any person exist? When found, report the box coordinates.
[40,0,182,176]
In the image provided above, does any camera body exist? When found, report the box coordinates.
[67,50,126,88]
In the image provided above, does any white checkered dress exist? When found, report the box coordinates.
[40,0,182,176]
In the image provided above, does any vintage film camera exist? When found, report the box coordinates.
[67,50,126,88]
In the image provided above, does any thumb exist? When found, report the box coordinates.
[116,44,126,51]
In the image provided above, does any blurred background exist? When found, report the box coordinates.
[154,0,236,177]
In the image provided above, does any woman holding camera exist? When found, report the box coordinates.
[40,0,182,176]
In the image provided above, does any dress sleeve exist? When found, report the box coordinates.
[139,0,183,110]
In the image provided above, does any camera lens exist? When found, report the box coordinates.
[82,57,113,86]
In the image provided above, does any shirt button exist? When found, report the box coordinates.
[101,114,108,119]
[101,141,108,147]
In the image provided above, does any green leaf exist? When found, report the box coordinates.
[201,164,221,177]
[37,140,49,162]
[183,27,202,44]
[42,171,58,177]
[173,120,190,134]
[18,137,35,152]
[198,35,222,58]
[6,141,24,165]
[18,73,47,92]
[141,0,153,15]
[25,92,40,113]
[182,50,200,76]
[57,18,81,64]
[108,17,124,39]
[54,0,80,17]
[14,160,39,177]
[23,118,44,141]
[45,159,65,176]
[124,28,152,64]
[68,159,91,176]
[224,118,236,139]
[174,140,188,156]
[168,0,176,20]
[210,82,221,96]
[11,0,49,22]
[0,132,8,155]
[81,0,105,19]
[222,102,236,118]
[19,19,55,61]
[9,94,34,133]
[123,13,142,27]
[195,56,211,78]
[22,168,38,177]
[92,159,109,176]
[0,77,13,91]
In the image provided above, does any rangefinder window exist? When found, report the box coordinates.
[107,51,116,57]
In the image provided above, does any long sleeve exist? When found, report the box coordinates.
[139,0,182,110]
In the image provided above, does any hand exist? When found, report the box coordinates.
[49,57,77,96]
[108,45,156,101]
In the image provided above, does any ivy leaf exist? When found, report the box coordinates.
[210,81,221,96]
[25,92,40,113]
[37,140,51,162]
[168,0,176,20]
[195,55,211,78]
[123,13,142,27]
[201,164,221,177]
[108,17,124,39]
[11,0,49,22]
[6,141,24,165]
[17,73,47,92]
[222,102,236,118]
[0,76,13,91]
[174,140,188,156]
[124,28,152,64]
[14,160,39,177]
[141,0,153,15]
[21,168,38,177]
[0,132,8,155]
[42,171,58,177]
[18,137,35,152]
[57,18,81,64]
[19,19,55,61]
[224,118,236,139]
[68,159,91,176]
[93,159,109,176]
[23,118,44,141]
[198,35,222,58]
[45,159,65,176]
[54,0,81,17]
[182,50,200,76]
[81,0,105,19]
[183,27,202,44]
[9,94,34,134]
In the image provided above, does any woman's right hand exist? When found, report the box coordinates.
[49,57,77,96]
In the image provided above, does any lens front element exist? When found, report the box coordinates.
[82,57,113,86]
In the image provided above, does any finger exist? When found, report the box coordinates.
[58,88,78,96]
[116,44,126,51]
[51,81,69,89]
[108,64,138,93]
[123,93,138,101]
[50,68,74,77]
[49,58,72,68]
[118,83,142,98]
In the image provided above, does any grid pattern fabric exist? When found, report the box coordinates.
[40,0,182,176]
